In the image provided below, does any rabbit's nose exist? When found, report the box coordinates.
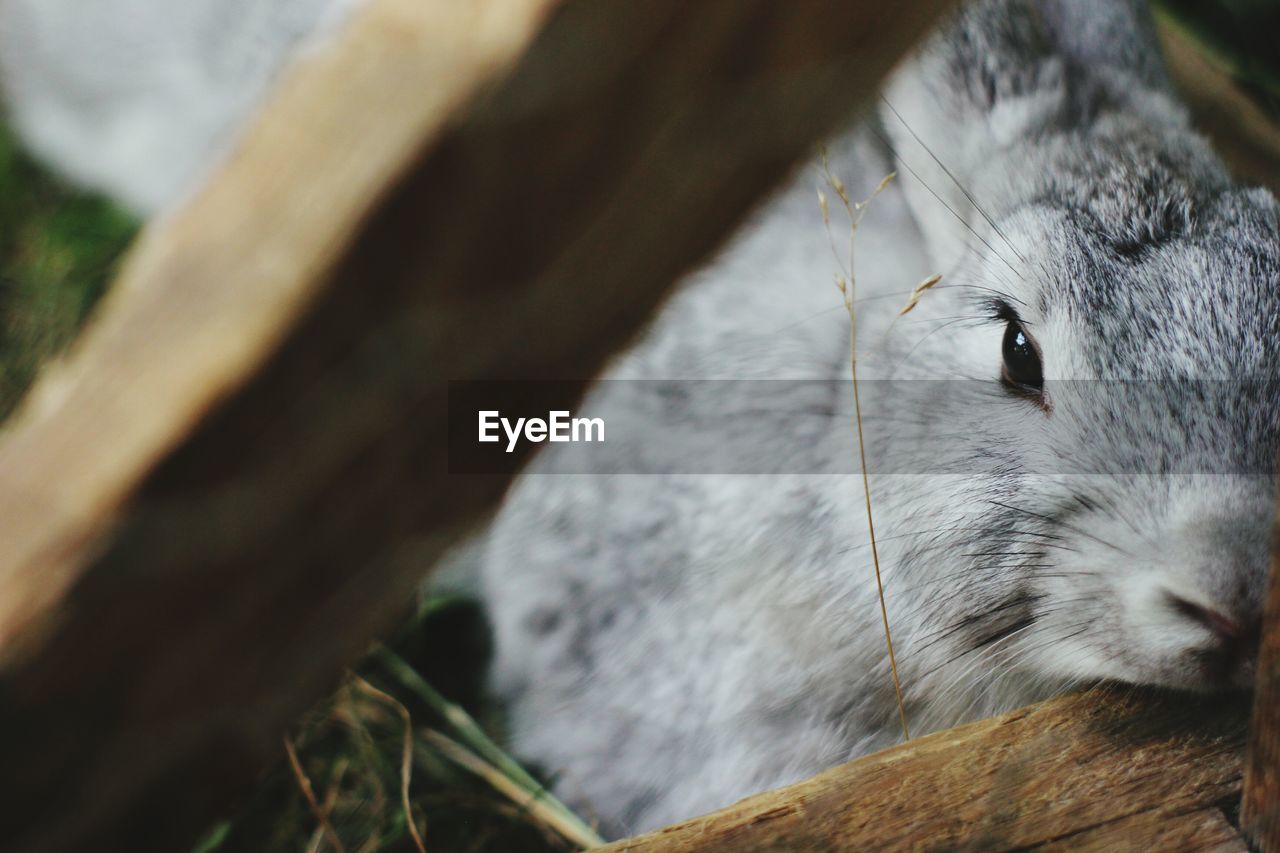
[1166,592,1262,684]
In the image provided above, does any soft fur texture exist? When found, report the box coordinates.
[481,0,1280,836]
[4,0,1278,840]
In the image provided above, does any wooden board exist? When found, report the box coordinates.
[0,1,955,850]
[1242,505,1280,848]
[1159,19,1280,196]
[605,687,1249,852]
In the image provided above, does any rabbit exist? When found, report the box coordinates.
[0,0,359,214]
[3,0,1276,840]
[479,0,1280,837]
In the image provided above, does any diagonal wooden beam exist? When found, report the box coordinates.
[1159,19,1280,196]
[1242,530,1280,849]
[0,1,955,850]
[605,687,1249,852]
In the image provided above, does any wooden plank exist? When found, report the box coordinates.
[1242,525,1280,848]
[1159,18,1280,195]
[0,0,559,667]
[1037,807,1245,853]
[0,1,955,850]
[605,687,1248,852]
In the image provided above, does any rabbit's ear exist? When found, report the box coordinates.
[877,0,1173,272]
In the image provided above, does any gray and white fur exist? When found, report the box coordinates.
[481,0,1280,836]
[0,0,358,214]
[3,0,1277,840]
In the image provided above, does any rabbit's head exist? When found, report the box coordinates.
[866,0,1280,711]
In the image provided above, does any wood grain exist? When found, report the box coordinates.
[605,687,1249,852]
[1242,527,1280,848]
[1038,807,1245,853]
[0,1,954,850]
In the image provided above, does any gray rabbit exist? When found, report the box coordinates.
[3,0,1277,840]
[480,0,1280,835]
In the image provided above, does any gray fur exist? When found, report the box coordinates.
[0,0,357,213]
[482,0,1280,836]
[3,0,1276,840]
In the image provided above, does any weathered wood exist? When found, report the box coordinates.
[0,1,954,850]
[0,0,559,664]
[605,688,1249,852]
[1037,807,1245,853]
[1159,19,1280,195]
[1243,520,1280,848]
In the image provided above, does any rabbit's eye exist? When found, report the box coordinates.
[1001,321,1043,392]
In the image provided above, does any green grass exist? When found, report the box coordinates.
[0,125,137,421]
[192,597,600,853]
